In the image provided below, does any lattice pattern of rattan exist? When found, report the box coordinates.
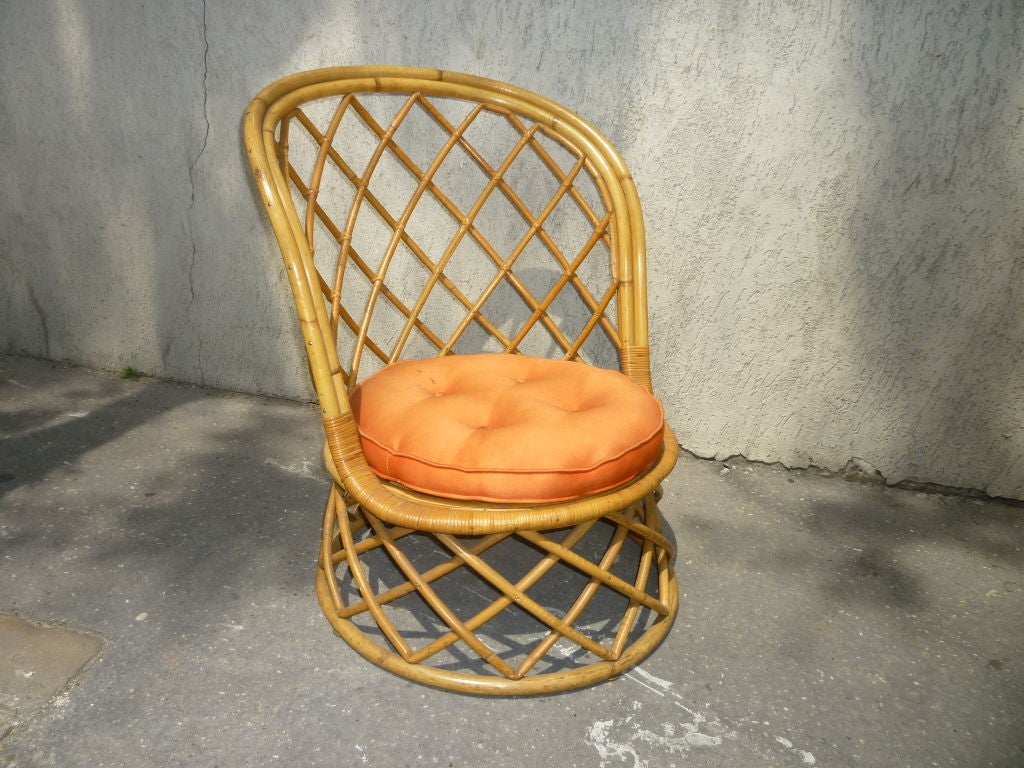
[319,485,674,681]
[274,91,622,385]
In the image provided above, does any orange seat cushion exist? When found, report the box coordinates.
[349,354,665,503]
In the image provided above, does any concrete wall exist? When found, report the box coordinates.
[2,0,1021,499]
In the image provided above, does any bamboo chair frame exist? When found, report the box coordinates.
[244,66,678,695]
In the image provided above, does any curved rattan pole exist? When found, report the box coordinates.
[516,529,668,616]
[613,497,670,655]
[419,101,620,357]
[304,96,355,258]
[618,499,675,655]
[516,519,633,677]
[372,102,490,362]
[440,151,588,355]
[331,524,418,564]
[362,514,518,678]
[435,534,615,661]
[611,532,657,656]
[333,523,412,561]
[275,109,291,168]
[509,118,610,234]
[347,94,422,383]
[321,492,379,590]
[320,485,348,614]
[407,519,598,665]
[504,213,611,354]
[335,496,413,659]
[565,283,620,361]
[340,102,521,362]
[348,107,548,358]
[245,102,344,421]
[603,509,675,558]
[647,493,674,600]
[501,113,622,349]
[335,531,508,619]
[621,175,649,352]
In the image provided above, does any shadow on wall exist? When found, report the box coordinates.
[2,3,192,374]
[832,1,1023,497]
[231,1,665,383]
[0,1,341,394]
[6,3,1021,499]
[1,0,667,397]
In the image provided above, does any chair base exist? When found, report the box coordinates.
[315,483,679,695]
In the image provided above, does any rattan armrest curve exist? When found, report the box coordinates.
[322,415,679,535]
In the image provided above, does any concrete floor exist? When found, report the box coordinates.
[1,354,1021,768]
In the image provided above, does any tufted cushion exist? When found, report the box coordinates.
[349,354,665,503]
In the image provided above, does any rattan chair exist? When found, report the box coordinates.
[243,66,678,695]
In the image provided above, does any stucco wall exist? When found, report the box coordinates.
[2,1,1021,498]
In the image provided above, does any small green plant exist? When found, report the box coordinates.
[120,366,142,380]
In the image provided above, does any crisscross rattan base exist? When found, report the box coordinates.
[315,483,678,695]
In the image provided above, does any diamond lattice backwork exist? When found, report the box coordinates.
[275,91,622,386]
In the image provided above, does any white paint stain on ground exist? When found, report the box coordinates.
[587,719,645,768]
[585,697,732,768]
[775,736,815,764]
[585,664,816,767]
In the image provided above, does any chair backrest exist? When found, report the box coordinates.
[244,66,654,421]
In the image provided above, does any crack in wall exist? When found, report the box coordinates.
[26,287,51,359]
[684,447,1019,503]
[183,0,210,381]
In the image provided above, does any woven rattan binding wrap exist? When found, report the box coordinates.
[245,66,678,694]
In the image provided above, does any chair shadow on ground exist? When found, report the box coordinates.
[683,466,1022,621]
